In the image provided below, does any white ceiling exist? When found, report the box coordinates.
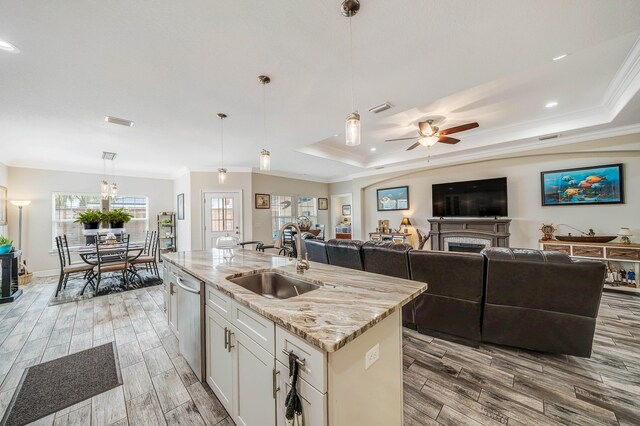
[1,1,640,182]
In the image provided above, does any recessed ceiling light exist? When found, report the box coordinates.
[370,147,377,152]
[0,39,19,53]
[105,116,135,127]
[545,101,558,108]
[552,54,568,61]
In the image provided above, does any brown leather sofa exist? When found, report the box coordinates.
[362,241,415,328]
[481,247,606,357]
[304,239,329,264]
[325,239,365,270]
[409,250,486,343]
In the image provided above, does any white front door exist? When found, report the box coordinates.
[203,191,242,250]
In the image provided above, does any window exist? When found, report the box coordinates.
[297,196,318,227]
[53,193,149,248]
[210,196,235,232]
[271,195,293,239]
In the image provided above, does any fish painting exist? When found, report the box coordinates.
[542,164,623,206]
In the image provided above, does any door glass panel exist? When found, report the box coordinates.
[211,197,235,232]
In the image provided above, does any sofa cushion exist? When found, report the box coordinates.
[325,239,365,270]
[362,241,412,279]
[482,247,572,264]
[304,240,328,264]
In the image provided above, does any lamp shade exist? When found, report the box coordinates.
[401,217,411,226]
[10,200,31,207]
[618,227,632,237]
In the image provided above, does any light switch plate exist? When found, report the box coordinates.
[365,343,380,370]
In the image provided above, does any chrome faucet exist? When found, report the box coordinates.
[274,222,310,273]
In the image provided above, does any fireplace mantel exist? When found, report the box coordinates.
[428,218,511,251]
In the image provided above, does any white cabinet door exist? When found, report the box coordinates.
[232,326,276,426]
[276,362,327,426]
[206,306,234,415]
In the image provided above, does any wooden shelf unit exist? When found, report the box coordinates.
[158,212,177,256]
[539,240,640,294]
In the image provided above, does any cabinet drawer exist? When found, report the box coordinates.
[542,244,571,255]
[206,286,232,322]
[276,326,326,394]
[276,361,327,426]
[230,301,275,355]
[607,248,640,261]
[572,245,603,258]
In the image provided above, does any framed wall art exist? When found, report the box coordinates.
[318,198,328,210]
[541,163,624,206]
[177,193,184,220]
[376,185,409,211]
[255,193,271,209]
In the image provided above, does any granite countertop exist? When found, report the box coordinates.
[162,249,427,352]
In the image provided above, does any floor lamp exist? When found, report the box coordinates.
[10,201,31,269]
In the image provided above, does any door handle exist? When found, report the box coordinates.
[272,369,280,399]
[227,329,235,352]
[176,276,201,295]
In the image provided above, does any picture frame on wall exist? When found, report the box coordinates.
[377,185,409,211]
[318,198,328,210]
[0,186,6,226]
[255,193,271,209]
[342,205,351,216]
[540,163,624,206]
[177,193,184,220]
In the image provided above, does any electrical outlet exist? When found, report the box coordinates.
[365,343,380,370]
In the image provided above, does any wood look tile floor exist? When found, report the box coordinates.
[0,277,638,425]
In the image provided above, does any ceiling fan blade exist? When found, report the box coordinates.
[406,141,421,151]
[440,122,479,136]
[438,136,460,144]
[385,137,418,142]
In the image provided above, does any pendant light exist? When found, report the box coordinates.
[100,152,118,199]
[217,113,228,184]
[110,156,118,198]
[342,0,361,146]
[258,75,271,171]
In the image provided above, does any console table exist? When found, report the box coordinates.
[539,240,640,295]
[0,251,23,303]
[368,232,411,244]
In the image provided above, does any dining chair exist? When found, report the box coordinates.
[62,234,89,265]
[55,236,93,297]
[130,232,160,276]
[82,234,132,296]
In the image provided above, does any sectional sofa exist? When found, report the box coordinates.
[303,239,606,358]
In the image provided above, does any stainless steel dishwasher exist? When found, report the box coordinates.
[174,271,204,381]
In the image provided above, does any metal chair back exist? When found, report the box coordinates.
[55,236,67,269]
[95,234,130,274]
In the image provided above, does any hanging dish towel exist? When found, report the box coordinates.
[285,352,304,426]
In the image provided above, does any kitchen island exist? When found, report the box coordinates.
[163,249,427,426]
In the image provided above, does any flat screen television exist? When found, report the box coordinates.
[432,177,508,217]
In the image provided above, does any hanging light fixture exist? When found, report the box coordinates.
[100,152,118,199]
[258,75,272,171]
[217,113,228,184]
[342,0,361,146]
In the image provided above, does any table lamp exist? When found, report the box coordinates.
[617,227,632,245]
[10,200,31,251]
[401,217,412,233]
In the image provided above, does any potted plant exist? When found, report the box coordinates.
[105,208,133,229]
[74,210,105,230]
[0,236,12,254]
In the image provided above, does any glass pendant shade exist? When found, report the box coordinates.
[345,112,361,146]
[101,180,110,200]
[260,149,271,171]
[110,182,118,198]
[218,168,227,184]
[419,136,439,147]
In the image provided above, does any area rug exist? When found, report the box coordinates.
[48,268,163,306]
[1,342,122,426]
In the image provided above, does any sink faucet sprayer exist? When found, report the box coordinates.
[274,222,310,274]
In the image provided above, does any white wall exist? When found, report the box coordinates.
[0,162,8,238]
[251,173,329,244]
[7,167,173,272]
[332,149,640,249]
[173,172,191,251]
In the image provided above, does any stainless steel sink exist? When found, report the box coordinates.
[228,271,320,300]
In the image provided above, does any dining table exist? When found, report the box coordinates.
[75,242,147,288]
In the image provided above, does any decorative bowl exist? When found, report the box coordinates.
[0,244,12,254]
[554,235,617,243]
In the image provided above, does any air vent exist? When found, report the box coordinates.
[105,116,135,127]
[102,152,117,160]
[539,134,559,141]
[374,166,385,170]
[368,102,393,114]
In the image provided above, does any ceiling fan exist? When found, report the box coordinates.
[386,119,479,151]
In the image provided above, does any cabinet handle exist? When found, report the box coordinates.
[169,283,175,296]
[224,327,229,350]
[272,369,280,399]
[227,330,235,352]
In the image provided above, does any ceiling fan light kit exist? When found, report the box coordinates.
[386,119,479,151]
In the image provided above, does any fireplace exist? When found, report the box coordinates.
[448,242,486,253]
[428,218,511,251]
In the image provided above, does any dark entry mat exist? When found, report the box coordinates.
[1,342,122,426]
